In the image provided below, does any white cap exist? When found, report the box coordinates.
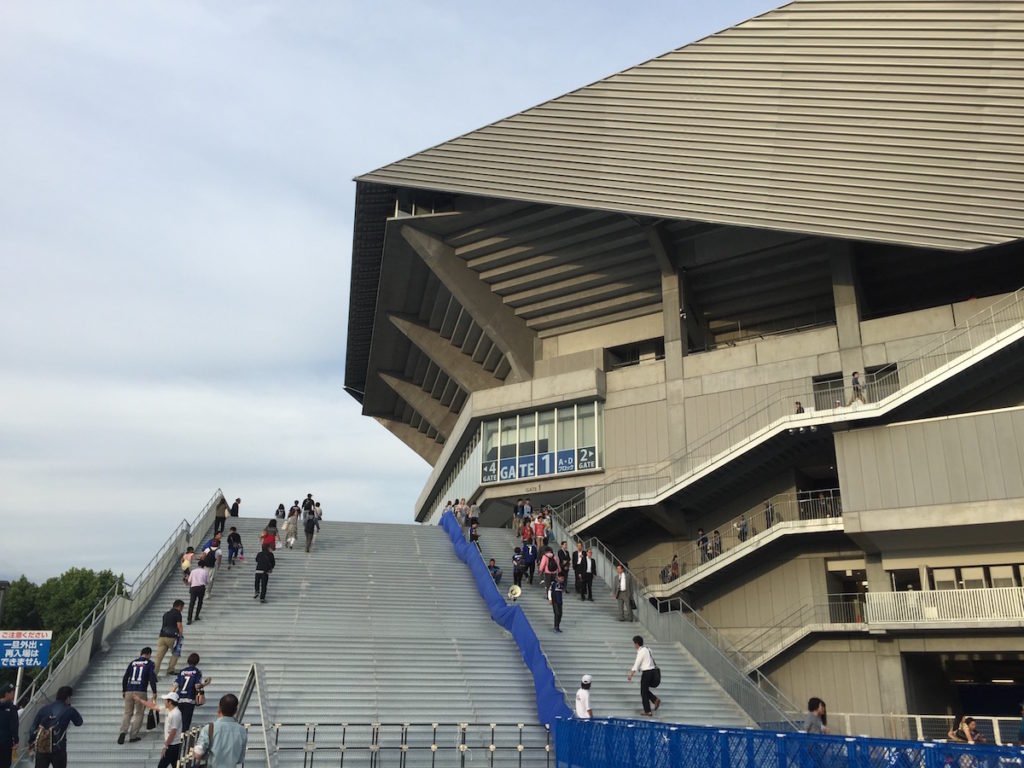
[163,691,180,702]
[581,674,592,684]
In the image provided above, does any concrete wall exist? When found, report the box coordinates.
[603,362,669,471]
[836,407,1024,532]
[764,636,899,717]
[694,550,840,644]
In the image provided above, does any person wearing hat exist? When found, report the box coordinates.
[574,675,593,720]
[0,682,17,768]
[139,691,182,768]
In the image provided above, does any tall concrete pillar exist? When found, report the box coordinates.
[874,639,909,715]
[648,222,689,456]
[830,242,865,381]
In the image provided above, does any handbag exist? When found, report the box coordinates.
[649,650,661,688]
[146,708,160,730]
[196,688,206,706]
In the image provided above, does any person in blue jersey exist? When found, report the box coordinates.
[118,647,157,744]
[522,541,538,585]
[29,686,83,767]
[548,572,566,632]
[172,653,211,731]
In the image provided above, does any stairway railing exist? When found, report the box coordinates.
[543,507,800,728]
[633,489,843,590]
[14,489,224,750]
[558,287,1024,531]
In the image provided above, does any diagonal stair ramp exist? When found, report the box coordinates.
[563,288,1024,533]
[35,517,540,767]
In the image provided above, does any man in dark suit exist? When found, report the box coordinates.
[572,541,586,595]
[581,548,596,602]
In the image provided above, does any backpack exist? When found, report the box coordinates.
[35,713,57,753]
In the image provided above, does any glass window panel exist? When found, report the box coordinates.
[557,407,575,453]
[577,402,596,448]
[483,420,498,461]
[537,410,554,454]
[500,416,518,459]
[518,412,536,457]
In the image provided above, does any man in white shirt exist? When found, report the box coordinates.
[575,674,593,719]
[626,635,661,716]
[187,564,210,624]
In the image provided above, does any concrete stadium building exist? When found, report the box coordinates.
[346,0,1024,734]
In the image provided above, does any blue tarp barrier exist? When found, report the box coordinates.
[440,511,573,727]
[554,716,1024,768]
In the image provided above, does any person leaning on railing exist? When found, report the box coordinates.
[948,715,987,744]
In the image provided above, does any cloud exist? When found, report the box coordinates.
[0,0,782,584]
[0,372,427,580]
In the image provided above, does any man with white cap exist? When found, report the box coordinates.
[138,691,182,768]
[575,675,593,719]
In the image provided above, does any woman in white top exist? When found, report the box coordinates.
[626,635,661,715]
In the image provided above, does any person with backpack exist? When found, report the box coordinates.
[226,527,243,568]
[118,647,157,744]
[28,685,82,768]
[0,683,17,768]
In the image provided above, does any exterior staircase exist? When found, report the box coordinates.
[475,527,750,727]
[48,517,539,767]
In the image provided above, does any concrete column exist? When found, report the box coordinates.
[874,639,909,715]
[865,553,890,593]
[661,271,688,454]
[401,226,535,382]
[830,242,865,378]
[378,372,458,438]
[388,314,499,393]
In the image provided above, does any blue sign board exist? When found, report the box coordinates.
[556,449,576,474]
[517,455,537,479]
[498,457,517,482]
[536,451,555,477]
[0,631,52,668]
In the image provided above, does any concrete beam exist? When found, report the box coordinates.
[388,314,499,393]
[830,241,865,378]
[402,225,536,382]
[379,372,458,439]
[645,223,676,277]
[373,416,442,465]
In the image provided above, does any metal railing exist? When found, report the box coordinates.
[557,287,1024,531]
[826,712,1021,744]
[241,722,553,767]
[14,490,224,714]
[732,594,866,670]
[543,506,801,729]
[632,489,843,589]
[866,586,1024,624]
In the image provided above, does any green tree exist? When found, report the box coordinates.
[0,568,123,690]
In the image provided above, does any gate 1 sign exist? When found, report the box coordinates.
[0,630,52,668]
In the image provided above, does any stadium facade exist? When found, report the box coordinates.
[346,1,1024,724]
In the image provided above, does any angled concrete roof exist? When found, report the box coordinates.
[358,0,1024,251]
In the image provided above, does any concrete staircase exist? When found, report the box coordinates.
[476,528,750,727]
[57,517,539,767]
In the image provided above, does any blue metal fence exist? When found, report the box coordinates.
[554,717,1024,768]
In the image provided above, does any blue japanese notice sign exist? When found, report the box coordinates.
[0,630,52,668]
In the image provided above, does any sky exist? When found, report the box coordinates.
[0,0,782,583]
